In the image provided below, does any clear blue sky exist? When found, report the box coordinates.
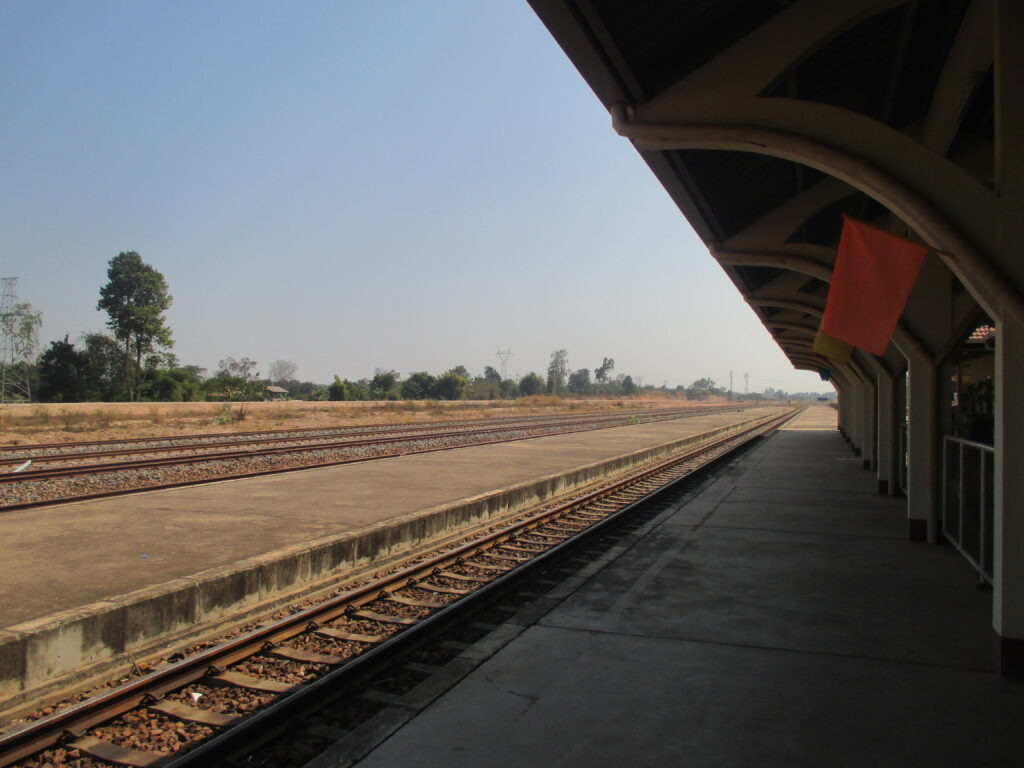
[2,1,828,394]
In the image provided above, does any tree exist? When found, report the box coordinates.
[483,366,501,383]
[328,376,368,401]
[38,336,89,402]
[205,357,262,400]
[97,252,173,401]
[567,368,593,395]
[594,357,615,387]
[435,370,468,400]
[370,369,400,400]
[216,357,259,380]
[519,372,545,396]
[547,349,569,394]
[1,300,42,402]
[686,377,723,400]
[449,365,470,379]
[81,333,129,401]
[401,371,437,400]
[622,375,637,395]
[268,359,298,384]
[148,368,202,401]
[181,365,207,383]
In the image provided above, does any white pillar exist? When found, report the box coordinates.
[994,313,1024,674]
[876,369,895,494]
[906,356,939,542]
[838,384,849,438]
[993,0,1024,676]
[847,376,862,455]
[895,365,908,495]
[860,376,877,471]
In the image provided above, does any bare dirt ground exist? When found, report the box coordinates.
[0,396,730,447]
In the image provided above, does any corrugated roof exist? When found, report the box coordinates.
[968,325,995,342]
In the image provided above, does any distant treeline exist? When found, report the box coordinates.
[21,252,829,404]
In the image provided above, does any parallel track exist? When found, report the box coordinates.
[0,407,796,768]
[0,406,753,512]
[0,407,712,461]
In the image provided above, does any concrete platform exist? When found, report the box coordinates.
[0,406,783,717]
[348,418,1021,767]
[778,402,837,430]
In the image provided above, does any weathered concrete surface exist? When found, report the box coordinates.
[354,428,1022,768]
[779,403,837,430]
[0,407,784,716]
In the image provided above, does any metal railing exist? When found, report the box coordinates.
[942,435,994,582]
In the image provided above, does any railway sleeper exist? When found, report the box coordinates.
[385,594,447,609]
[415,582,470,596]
[435,570,488,582]
[147,698,239,727]
[211,670,300,694]
[314,626,384,644]
[72,734,170,767]
[351,609,417,626]
[268,645,347,666]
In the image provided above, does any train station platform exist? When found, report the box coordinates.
[0,406,783,718]
[346,409,1023,767]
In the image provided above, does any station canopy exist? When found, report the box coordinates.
[528,0,995,376]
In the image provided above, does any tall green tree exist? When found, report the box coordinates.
[0,300,41,402]
[97,252,173,401]
[401,371,437,400]
[435,370,468,400]
[38,336,89,402]
[547,349,569,395]
[369,370,400,400]
[519,372,545,396]
[567,368,593,395]
[81,333,129,401]
[594,357,615,387]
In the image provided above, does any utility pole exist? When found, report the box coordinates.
[496,348,513,380]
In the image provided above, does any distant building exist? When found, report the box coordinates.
[264,386,288,401]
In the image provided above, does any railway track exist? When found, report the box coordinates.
[0,407,734,463]
[0,407,796,768]
[0,406,752,512]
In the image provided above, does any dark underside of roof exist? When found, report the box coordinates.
[573,0,977,243]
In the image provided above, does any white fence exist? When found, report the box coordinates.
[942,435,994,582]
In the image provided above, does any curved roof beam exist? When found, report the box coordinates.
[787,353,852,389]
[742,271,928,361]
[611,105,1022,324]
[651,0,908,105]
[755,298,891,376]
[715,250,832,282]
[783,344,871,384]
[766,322,818,337]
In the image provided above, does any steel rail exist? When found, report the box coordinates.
[0,407,736,467]
[0,408,796,767]
[0,405,740,458]
[0,415,681,481]
[0,409,758,513]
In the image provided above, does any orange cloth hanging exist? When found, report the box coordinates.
[821,215,928,356]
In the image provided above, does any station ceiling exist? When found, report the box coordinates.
[528,0,993,379]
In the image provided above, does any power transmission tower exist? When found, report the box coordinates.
[729,370,733,400]
[496,348,513,380]
[1,278,36,403]
[744,372,749,395]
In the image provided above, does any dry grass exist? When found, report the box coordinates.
[0,397,709,446]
